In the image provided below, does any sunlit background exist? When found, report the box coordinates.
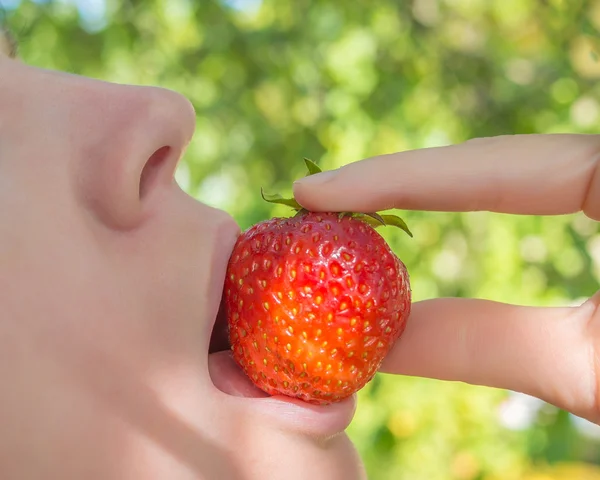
[4,0,600,478]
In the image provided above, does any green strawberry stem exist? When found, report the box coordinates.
[303,157,322,175]
[260,189,303,210]
[260,158,413,238]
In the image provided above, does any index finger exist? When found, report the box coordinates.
[292,134,600,220]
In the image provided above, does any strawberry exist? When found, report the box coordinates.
[223,160,412,405]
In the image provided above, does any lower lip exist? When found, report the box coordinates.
[208,350,357,436]
[209,350,271,398]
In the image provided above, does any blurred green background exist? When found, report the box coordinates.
[4,0,600,478]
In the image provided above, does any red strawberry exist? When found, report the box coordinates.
[223,160,412,405]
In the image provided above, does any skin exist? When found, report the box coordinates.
[293,133,600,425]
[0,38,363,479]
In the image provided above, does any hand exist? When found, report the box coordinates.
[292,134,600,424]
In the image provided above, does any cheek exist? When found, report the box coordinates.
[0,192,93,318]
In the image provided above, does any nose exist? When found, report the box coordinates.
[70,79,197,229]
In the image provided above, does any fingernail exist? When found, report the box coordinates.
[294,169,338,186]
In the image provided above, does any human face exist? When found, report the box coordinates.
[0,37,362,479]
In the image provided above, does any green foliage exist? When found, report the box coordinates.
[5,0,600,478]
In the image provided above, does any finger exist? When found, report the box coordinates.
[293,134,600,220]
[380,297,600,423]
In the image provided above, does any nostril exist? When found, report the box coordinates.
[139,145,172,199]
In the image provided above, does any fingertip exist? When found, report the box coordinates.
[292,176,331,212]
[295,169,339,187]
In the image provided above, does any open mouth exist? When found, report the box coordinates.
[208,300,270,398]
